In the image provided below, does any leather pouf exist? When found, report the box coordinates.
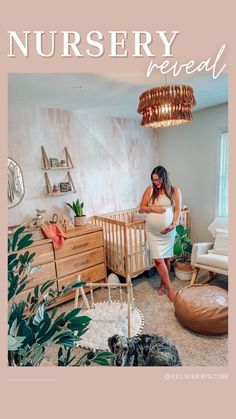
[174,284,228,335]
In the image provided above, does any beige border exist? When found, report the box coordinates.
[1,0,235,416]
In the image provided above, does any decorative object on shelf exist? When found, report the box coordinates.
[60,181,72,193]
[50,158,59,168]
[28,208,46,229]
[41,145,76,195]
[41,146,74,170]
[66,198,87,226]
[60,159,67,167]
[53,183,60,193]
[137,84,196,128]
[50,213,59,224]
[60,215,74,232]
[8,157,25,208]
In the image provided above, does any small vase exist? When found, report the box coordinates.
[74,216,87,227]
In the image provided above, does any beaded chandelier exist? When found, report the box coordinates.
[137,84,196,128]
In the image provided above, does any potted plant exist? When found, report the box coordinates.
[66,199,86,227]
[8,227,113,367]
[173,224,194,281]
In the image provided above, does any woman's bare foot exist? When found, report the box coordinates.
[157,285,167,295]
[167,288,176,302]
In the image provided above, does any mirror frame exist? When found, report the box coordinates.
[8,157,25,209]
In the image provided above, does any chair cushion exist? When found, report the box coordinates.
[208,218,228,237]
[196,254,228,270]
[174,284,228,335]
[209,228,228,256]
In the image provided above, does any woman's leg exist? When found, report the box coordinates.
[157,258,171,294]
[164,257,171,272]
[158,258,171,293]
[154,258,175,301]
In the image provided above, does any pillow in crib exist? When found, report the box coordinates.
[209,228,228,256]
[132,212,147,223]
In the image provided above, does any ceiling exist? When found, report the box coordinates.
[8,72,228,120]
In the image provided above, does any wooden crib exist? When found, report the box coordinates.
[93,207,190,282]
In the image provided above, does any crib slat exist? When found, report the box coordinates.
[124,225,129,278]
[129,224,133,273]
[112,222,116,271]
[139,224,143,270]
[115,223,119,271]
[108,220,111,268]
[133,224,138,271]
[119,224,124,273]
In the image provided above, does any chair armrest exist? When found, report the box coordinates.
[191,242,213,264]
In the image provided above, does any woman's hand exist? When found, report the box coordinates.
[150,205,166,214]
[160,224,176,234]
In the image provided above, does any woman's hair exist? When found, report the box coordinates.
[150,166,175,205]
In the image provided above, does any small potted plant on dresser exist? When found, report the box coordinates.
[66,199,87,227]
[173,224,194,281]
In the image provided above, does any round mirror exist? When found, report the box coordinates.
[8,157,25,208]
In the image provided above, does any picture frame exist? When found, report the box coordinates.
[50,158,59,167]
[60,182,72,192]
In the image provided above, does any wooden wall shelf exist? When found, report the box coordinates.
[41,146,77,195]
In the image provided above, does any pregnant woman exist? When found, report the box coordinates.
[140,166,182,302]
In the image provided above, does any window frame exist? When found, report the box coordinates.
[215,128,228,218]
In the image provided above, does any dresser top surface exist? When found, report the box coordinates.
[8,223,102,249]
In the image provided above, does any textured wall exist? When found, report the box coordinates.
[8,104,160,226]
[158,103,228,243]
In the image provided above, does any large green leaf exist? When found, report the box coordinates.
[8,253,17,265]
[8,335,25,351]
[9,318,18,336]
[20,323,35,346]
[28,264,41,274]
[68,316,91,331]
[174,240,182,257]
[37,313,51,339]
[16,282,28,295]
[33,304,45,326]
[176,224,185,237]
[34,285,39,299]
[32,346,44,365]
[64,308,81,322]
[17,234,33,251]
[8,277,19,301]
[40,280,55,294]
[8,259,19,271]
[19,251,29,265]
[11,226,26,251]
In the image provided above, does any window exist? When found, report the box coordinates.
[217,131,228,217]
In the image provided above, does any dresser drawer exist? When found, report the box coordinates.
[54,231,103,259]
[25,261,56,290]
[57,263,106,291]
[17,243,54,265]
[56,247,104,278]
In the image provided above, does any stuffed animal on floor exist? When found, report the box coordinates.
[108,333,182,366]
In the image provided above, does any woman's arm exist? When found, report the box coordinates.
[140,187,166,214]
[160,186,182,234]
[171,186,182,226]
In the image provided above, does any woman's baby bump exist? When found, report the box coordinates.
[146,207,173,232]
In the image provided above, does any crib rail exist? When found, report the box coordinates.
[93,206,190,280]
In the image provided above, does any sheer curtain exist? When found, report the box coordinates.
[218,131,228,217]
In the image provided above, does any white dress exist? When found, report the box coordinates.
[146,190,176,260]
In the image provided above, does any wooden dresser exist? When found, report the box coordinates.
[13,224,106,306]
